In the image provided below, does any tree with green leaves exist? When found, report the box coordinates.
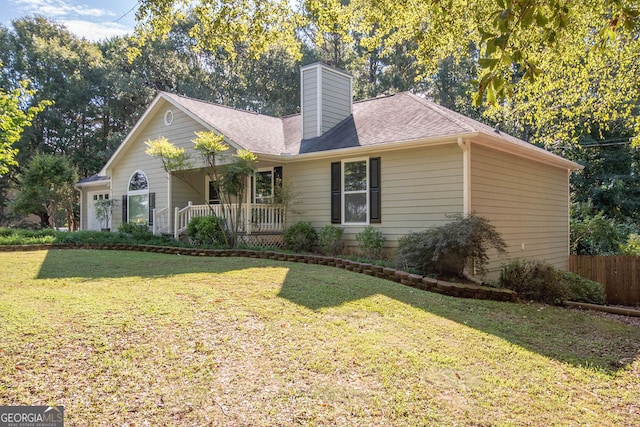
[0,76,50,176]
[135,0,639,145]
[146,131,257,247]
[12,153,77,229]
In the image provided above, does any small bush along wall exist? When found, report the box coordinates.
[395,213,506,277]
[283,221,317,252]
[499,259,605,305]
[319,225,344,256]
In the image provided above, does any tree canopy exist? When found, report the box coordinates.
[135,0,640,146]
[12,152,77,229]
[0,74,49,176]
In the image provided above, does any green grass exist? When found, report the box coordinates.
[0,250,638,426]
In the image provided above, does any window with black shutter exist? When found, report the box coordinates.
[331,158,381,224]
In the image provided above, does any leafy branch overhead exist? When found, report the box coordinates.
[0,76,51,175]
[135,0,639,103]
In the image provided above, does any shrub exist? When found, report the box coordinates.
[186,215,227,246]
[356,226,385,259]
[318,224,344,256]
[620,233,640,255]
[395,213,506,277]
[570,207,631,255]
[0,228,56,245]
[561,271,606,305]
[283,221,317,252]
[499,259,569,305]
[118,222,154,240]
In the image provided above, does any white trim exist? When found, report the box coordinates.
[78,187,83,230]
[267,131,582,171]
[458,138,471,215]
[300,68,305,140]
[87,190,111,230]
[164,109,174,125]
[342,157,369,225]
[101,93,166,174]
[127,170,149,192]
[101,93,244,175]
[167,171,172,227]
[316,66,322,137]
[127,170,150,224]
[75,178,111,189]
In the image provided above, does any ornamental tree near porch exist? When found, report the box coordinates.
[145,131,257,247]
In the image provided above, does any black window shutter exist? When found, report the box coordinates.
[148,192,155,226]
[331,161,341,224]
[122,195,128,224]
[370,157,381,223]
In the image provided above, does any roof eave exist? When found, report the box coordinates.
[262,131,582,172]
[277,134,469,162]
[472,132,584,171]
[101,92,247,175]
[75,178,112,189]
[101,92,168,174]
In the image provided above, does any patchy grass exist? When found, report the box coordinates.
[0,250,638,426]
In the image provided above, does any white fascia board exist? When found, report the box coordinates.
[100,92,166,175]
[472,132,584,171]
[75,179,111,189]
[100,92,245,175]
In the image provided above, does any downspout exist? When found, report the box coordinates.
[458,137,482,283]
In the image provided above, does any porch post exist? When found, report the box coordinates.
[167,172,172,233]
[245,176,251,235]
[174,207,179,240]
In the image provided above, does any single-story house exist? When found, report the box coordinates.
[76,62,582,278]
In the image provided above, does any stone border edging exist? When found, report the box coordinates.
[1,243,518,303]
[564,301,640,317]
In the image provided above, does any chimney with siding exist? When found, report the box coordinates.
[300,62,353,139]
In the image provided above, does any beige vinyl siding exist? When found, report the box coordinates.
[171,170,206,209]
[286,143,464,252]
[108,100,209,229]
[320,69,351,133]
[470,144,570,276]
[301,67,318,139]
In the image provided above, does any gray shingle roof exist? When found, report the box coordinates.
[162,92,285,155]
[77,174,110,184]
[161,91,578,168]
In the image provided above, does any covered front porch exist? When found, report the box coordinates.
[152,202,286,241]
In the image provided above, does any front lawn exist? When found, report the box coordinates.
[0,250,638,425]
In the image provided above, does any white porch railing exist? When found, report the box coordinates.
[152,207,170,235]
[154,202,286,239]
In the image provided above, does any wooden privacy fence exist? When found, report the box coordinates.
[569,256,640,306]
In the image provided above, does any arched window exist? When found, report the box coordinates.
[127,170,149,224]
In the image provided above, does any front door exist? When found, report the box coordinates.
[87,191,110,230]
